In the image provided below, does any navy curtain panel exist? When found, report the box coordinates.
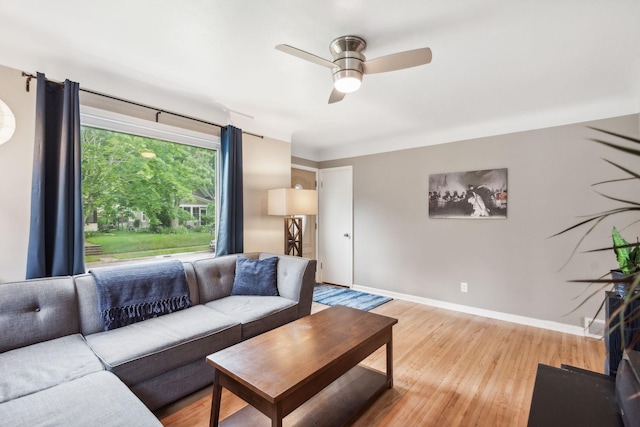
[215,125,244,256]
[26,73,85,279]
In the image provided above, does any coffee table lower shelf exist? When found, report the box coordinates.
[219,364,388,427]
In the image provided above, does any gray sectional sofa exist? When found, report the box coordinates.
[0,253,317,426]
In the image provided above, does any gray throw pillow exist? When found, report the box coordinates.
[231,256,279,296]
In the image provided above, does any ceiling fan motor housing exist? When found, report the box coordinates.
[330,35,366,85]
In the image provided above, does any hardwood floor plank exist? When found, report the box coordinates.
[158,299,604,427]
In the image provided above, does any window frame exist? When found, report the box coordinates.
[79,106,221,260]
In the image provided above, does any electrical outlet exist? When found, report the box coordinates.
[584,317,605,339]
[460,282,468,293]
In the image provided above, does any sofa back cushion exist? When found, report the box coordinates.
[75,261,200,336]
[183,262,199,304]
[0,276,80,353]
[192,255,238,303]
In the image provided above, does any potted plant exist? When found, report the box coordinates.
[553,127,640,380]
[611,227,640,297]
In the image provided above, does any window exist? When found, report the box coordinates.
[81,111,219,267]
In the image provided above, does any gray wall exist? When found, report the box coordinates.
[320,114,640,326]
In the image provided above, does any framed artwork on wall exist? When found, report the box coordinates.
[428,168,507,219]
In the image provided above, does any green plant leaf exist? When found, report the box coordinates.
[613,227,632,274]
[592,177,637,186]
[601,159,640,181]
[632,239,640,274]
[591,139,640,157]
[593,191,640,207]
[587,126,640,146]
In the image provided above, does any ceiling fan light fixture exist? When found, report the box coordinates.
[333,69,362,93]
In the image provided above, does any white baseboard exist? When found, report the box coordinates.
[352,284,589,337]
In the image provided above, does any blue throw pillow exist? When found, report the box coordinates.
[231,256,279,296]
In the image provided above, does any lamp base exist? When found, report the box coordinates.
[284,217,303,257]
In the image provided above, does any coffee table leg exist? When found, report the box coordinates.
[387,335,394,388]
[271,405,283,427]
[210,369,222,427]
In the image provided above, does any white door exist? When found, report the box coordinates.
[318,166,353,287]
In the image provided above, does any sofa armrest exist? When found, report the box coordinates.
[260,254,317,318]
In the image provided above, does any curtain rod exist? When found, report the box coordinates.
[21,72,263,139]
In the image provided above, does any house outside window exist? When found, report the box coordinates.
[180,201,211,227]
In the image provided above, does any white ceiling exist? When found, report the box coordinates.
[1,1,639,161]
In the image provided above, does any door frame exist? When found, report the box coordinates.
[318,165,353,287]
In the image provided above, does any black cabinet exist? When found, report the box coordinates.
[605,292,640,375]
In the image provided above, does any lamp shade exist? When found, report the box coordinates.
[268,188,318,216]
[0,99,16,146]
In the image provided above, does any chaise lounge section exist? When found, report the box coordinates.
[0,253,316,426]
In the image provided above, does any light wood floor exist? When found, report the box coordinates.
[156,299,604,427]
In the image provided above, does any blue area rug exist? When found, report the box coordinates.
[313,284,392,311]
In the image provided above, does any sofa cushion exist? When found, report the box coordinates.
[0,334,104,403]
[85,305,241,385]
[192,253,260,303]
[0,276,79,353]
[205,296,298,339]
[0,371,161,427]
[231,256,279,296]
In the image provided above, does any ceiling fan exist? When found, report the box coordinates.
[276,35,432,104]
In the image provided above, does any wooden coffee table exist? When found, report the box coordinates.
[206,305,397,427]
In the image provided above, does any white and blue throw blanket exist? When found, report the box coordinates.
[90,259,191,331]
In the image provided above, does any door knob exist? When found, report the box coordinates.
[344,233,350,238]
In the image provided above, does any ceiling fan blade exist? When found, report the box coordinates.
[275,44,335,69]
[328,88,346,104]
[362,47,432,74]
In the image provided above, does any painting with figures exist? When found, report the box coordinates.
[428,168,507,219]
